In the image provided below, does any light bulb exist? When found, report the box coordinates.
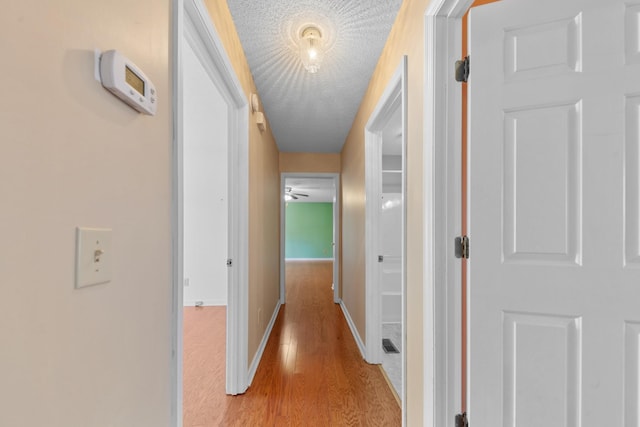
[299,26,324,73]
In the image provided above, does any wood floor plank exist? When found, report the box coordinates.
[183,261,400,426]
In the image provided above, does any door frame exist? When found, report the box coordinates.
[364,56,407,421]
[279,173,341,305]
[171,0,250,424]
[423,0,473,426]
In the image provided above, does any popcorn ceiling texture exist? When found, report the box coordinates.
[227,0,402,153]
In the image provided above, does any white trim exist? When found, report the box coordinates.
[247,302,282,384]
[170,4,184,426]
[284,258,334,262]
[423,1,473,426]
[339,300,366,358]
[332,183,340,304]
[280,173,341,305]
[172,0,250,424]
[364,56,408,424]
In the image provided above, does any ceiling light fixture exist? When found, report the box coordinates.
[299,26,324,73]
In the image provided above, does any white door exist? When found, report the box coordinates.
[468,0,640,425]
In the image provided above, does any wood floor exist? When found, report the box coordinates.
[183,261,401,426]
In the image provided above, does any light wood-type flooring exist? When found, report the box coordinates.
[183,261,401,426]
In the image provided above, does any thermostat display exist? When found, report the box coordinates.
[125,66,145,95]
[99,50,157,115]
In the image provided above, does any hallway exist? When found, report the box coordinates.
[183,261,400,426]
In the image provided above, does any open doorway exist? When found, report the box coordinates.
[171,0,249,425]
[279,174,340,305]
[365,57,407,419]
[180,22,229,426]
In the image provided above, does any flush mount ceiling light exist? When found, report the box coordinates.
[298,26,324,73]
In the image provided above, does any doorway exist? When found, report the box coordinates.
[279,173,340,305]
[171,0,249,425]
[180,18,229,427]
[364,57,407,419]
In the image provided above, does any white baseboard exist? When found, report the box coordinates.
[247,302,282,384]
[183,299,226,307]
[339,300,366,359]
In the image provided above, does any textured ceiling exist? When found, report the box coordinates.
[227,0,402,153]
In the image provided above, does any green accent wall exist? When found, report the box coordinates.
[285,202,333,259]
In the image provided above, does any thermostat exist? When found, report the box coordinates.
[99,50,157,115]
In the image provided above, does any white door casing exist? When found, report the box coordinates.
[423,1,474,425]
[333,184,340,304]
[171,0,249,424]
[468,0,640,425]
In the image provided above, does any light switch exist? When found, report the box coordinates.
[75,227,112,288]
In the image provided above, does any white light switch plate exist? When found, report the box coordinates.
[75,227,112,288]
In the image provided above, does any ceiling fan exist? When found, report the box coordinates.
[285,187,309,200]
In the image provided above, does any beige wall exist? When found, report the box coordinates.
[203,0,281,364]
[340,0,431,424]
[279,152,341,173]
[0,1,172,426]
